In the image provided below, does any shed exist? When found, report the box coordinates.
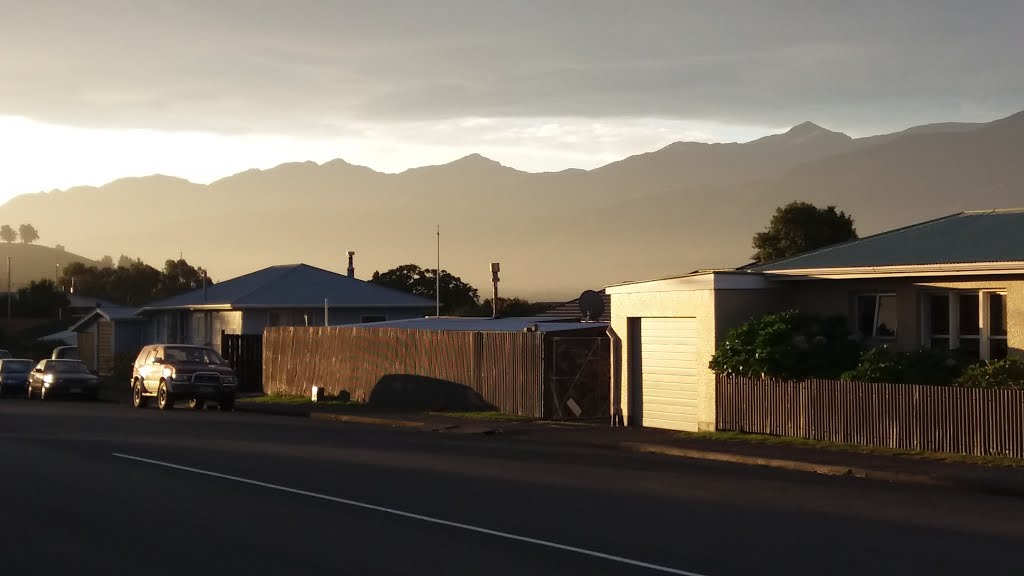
[69,307,146,374]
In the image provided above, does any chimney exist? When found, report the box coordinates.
[347,251,356,278]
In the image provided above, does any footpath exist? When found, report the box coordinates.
[235,398,1024,499]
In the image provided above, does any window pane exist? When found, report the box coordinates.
[856,295,876,338]
[957,337,981,358]
[990,293,1007,338]
[959,293,980,336]
[991,339,1009,361]
[929,337,950,351]
[928,294,950,336]
[876,295,897,338]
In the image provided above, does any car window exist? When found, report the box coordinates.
[163,347,226,365]
[48,361,90,373]
[1,360,32,372]
[145,349,158,364]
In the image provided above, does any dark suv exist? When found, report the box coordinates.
[131,345,237,411]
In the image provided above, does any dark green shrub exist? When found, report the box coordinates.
[955,358,1024,389]
[842,347,968,384]
[710,310,859,379]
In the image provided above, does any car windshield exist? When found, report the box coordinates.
[163,347,227,365]
[1,360,32,372]
[48,361,90,373]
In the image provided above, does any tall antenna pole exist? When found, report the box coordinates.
[435,225,441,317]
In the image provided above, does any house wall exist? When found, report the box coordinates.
[779,276,1023,356]
[610,287,779,432]
[77,323,98,371]
[113,322,146,357]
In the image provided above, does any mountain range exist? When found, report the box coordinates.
[2,111,1022,300]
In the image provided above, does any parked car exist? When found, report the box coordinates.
[27,359,101,400]
[50,346,79,360]
[130,345,237,411]
[0,358,34,397]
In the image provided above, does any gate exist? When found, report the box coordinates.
[221,333,263,392]
[546,337,610,419]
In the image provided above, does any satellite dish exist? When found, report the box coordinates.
[578,290,605,322]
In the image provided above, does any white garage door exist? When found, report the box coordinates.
[639,317,699,431]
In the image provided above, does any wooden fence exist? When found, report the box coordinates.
[716,374,1024,457]
[263,326,545,417]
[221,333,263,392]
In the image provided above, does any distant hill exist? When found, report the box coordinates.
[0,111,1021,299]
[0,244,98,291]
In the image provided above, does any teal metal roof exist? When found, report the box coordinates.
[746,209,1024,272]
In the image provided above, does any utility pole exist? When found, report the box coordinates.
[55,264,61,320]
[490,262,500,319]
[435,225,441,317]
[6,256,11,321]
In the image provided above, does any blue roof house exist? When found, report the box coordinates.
[136,264,434,349]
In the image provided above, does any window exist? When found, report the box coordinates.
[856,294,897,339]
[988,292,1008,361]
[361,315,387,323]
[922,291,1007,361]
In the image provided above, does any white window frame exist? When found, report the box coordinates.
[856,293,898,340]
[921,290,1007,361]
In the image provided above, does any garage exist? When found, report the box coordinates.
[637,317,699,431]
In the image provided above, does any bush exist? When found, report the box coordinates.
[710,310,860,379]
[955,358,1024,389]
[842,347,968,385]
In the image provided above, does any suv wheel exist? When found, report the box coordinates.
[157,382,174,411]
[188,398,205,410]
[26,384,34,399]
[40,385,49,401]
[132,381,148,408]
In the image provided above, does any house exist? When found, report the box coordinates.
[538,289,612,322]
[66,293,120,320]
[136,263,435,350]
[606,209,1024,432]
[68,307,147,374]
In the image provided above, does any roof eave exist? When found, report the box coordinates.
[763,261,1024,280]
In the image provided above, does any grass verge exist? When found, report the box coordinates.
[238,394,361,407]
[679,430,1024,468]
[427,411,537,423]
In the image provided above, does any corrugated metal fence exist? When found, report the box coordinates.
[263,327,545,417]
[716,374,1024,457]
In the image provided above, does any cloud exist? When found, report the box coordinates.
[1,0,1022,136]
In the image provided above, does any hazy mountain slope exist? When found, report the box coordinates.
[0,244,98,290]
[0,112,1021,299]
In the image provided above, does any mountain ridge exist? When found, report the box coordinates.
[1,110,1021,299]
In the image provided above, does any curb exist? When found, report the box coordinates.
[619,442,1024,498]
[234,404,427,428]
[620,442,943,484]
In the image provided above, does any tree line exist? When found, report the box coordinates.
[0,224,40,244]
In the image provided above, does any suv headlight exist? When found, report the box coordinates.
[221,376,237,384]
[42,374,55,384]
[162,367,174,379]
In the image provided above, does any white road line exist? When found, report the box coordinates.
[113,452,708,576]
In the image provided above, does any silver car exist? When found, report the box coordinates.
[27,359,101,400]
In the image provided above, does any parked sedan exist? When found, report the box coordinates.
[27,360,101,400]
[0,358,33,397]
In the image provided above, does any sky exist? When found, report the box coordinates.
[1,0,1022,202]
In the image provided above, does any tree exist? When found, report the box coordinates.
[0,225,16,243]
[99,255,114,268]
[18,224,39,244]
[474,297,551,318]
[117,254,136,268]
[370,264,479,314]
[751,202,857,263]
[11,279,69,317]
[157,259,210,299]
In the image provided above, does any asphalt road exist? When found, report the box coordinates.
[2,399,1024,576]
